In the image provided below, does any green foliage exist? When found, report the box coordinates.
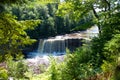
[60,45,99,80]
[34,0,60,4]
[6,55,28,79]
[38,44,100,80]
[101,34,120,70]
[56,2,74,17]
[47,56,59,80]
[57,1,95,32]
[57,0,95,21]
[0,67,8,80]
[0,0,25,4]
[114,65,120,80]
[39,64,47,73]
[6,1,92,39]
[0,0,120,80]
[104,34,120,60]
[0,12,40,60]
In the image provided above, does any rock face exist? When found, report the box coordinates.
[65,38,83,51]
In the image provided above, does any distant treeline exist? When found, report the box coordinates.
[6,0,93,39]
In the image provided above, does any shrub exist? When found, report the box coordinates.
[0,67,8,80]
[6,54,28,79]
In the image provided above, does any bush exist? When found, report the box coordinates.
[0,67,8,80]
[101,34,120,80]
[38,44,104,80]
[54,44,102,80]
[6,54,28,79]
[47,56,59,80]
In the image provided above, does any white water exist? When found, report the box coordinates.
[38,38,66,55]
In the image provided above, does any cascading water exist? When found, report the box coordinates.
[37,38,66,55]
[26,26,99,58]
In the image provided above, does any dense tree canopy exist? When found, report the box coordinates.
[6,0,92,39]
[0,0,40,61]
[57,0,120,34]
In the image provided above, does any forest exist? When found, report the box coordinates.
[0,0,120,80]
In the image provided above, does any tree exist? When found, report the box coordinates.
[57,0,119,34]
[0,0,40,61]
[7,0,87,39]
[56,0,120,78]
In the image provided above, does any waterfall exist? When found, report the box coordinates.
[37,37,66,56]
[36,38,84,57]
[26,26,99,58]
[37,39,44,54]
